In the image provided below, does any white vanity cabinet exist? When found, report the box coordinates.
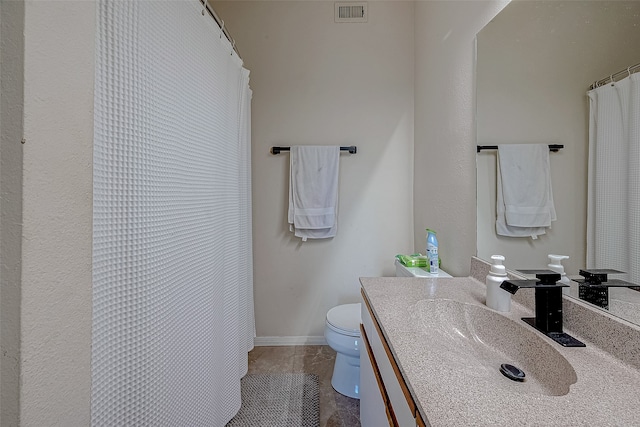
[360,290,426,427]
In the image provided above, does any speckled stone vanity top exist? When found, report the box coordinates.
[360,275,640,426]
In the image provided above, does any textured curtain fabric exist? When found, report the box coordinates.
[92,1,254,425]
[587,73,640,285]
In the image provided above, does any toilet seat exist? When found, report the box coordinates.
[326,303,361,337]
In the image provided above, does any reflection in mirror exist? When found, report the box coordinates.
[476,1,640,325]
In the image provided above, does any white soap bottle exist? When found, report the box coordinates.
[548,254,570,295]
[486,255,510,312]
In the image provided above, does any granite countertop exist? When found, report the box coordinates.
[360,276,640,426]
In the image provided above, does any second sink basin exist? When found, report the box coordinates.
[410,299,577,396]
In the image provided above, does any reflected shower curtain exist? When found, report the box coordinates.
[587,73,640,285]
[92,1,254,425]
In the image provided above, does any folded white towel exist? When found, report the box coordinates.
[496,144,556,238]
[288,146,340,241]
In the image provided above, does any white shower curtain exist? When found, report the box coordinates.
[587,73,640,285]
[92,1,254,425]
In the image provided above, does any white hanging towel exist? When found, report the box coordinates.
[496,144,556,239]
[288,146,340,241]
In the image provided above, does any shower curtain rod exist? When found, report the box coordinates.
[591,62,640,89]
[200,0,242,59]
[477,144,563,153]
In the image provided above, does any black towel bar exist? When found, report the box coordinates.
[477,144,563,153]
[271,146,357,155]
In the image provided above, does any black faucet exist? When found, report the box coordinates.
[571,269,636,309]
[501,270,585,347]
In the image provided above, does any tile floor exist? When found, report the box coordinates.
[247,345,361,427]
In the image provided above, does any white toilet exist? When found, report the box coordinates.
[324,303,361,399]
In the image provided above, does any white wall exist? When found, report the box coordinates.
[213,1,415,341]
[476,1,640,275]
[413,1,509,277]
[21,1,94,425]
[1,1,24,425]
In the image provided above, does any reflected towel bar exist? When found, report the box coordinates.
[477,144,563,153]
[271,146,357,155]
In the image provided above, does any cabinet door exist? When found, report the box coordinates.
[360,325,393,427]
[361,293,416,427]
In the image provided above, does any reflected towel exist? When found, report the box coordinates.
[496,144,556,238]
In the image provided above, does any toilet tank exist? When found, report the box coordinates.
[394,259,452,278]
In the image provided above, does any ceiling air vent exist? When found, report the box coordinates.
[335,2,367,23]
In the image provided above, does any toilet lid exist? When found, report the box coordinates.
[326,303,361,334]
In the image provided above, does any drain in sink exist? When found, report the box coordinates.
[500,363,526,382]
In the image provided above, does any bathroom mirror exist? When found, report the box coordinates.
[476,0,640,326]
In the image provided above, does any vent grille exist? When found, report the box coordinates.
[335,2,367,23]
[338,5,364,19]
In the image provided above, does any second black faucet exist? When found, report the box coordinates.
[501,270,585,348]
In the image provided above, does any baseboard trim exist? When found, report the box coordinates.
[254,336,327,346]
